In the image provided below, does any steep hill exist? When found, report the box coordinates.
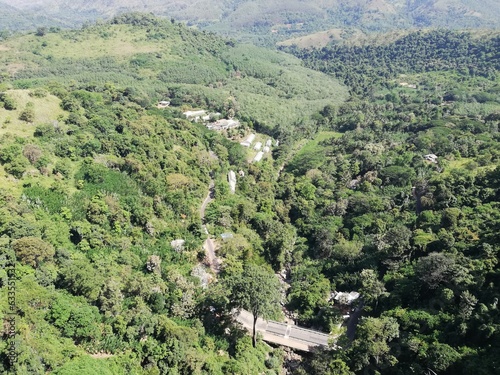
[1,0,499,42]
[0,13,348,131]
[1,14,327,374]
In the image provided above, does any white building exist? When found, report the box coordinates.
[424,154,438,163]
[183,110,207,122]
[209,118,240,130]
[228,170,236,194]
[240,133,256,147]
[332,291,360,305]
[263,146,270,153]
[253,151,264,162]
[253,142,262,151]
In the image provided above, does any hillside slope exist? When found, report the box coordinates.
[1,0,499,41]
[0,14,348,131]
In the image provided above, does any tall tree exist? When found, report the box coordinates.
[227,264,281,347]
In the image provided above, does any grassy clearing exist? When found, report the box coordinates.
[284,130,343,173]
[0,89,65,137]
[443,157,497,176]
[7,25,164,60]
[0,164,23,197]
[0,19,348,130]
[296,130,343,157]
[278,28,348,49]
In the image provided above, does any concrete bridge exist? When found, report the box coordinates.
[235,310,333,352]
[200,178,335,353]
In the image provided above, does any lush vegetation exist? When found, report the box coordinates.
[1,14,500,375]
[285,30,500,96]
[2,0,500,45]
[0,14,331,374]
[0,12,347,133]
[273,30,500,374]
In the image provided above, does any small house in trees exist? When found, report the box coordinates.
[424,154,438,163]
[240,133,256,147]
[332,291,360,305]
[220,233,234,240]
[157,101,170,108]
[171,239,185,252]
[253,151,264,162]
[228,170,236,193]
[183,110,207,122]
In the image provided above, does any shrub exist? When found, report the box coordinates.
[12,236,55,268]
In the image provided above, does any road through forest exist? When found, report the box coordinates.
[198,177,334,351]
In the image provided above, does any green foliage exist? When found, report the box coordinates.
[1,15,499,375]
[348,316,400,372]
[19,102,35,122]
[225,263,281,347]
[12,236,55,268]
[0,18,347,130]
[0,92,17,110]
[48,294,102,344]
[279,28,500,375]
[52,355,123,375]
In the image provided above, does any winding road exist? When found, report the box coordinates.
[200,179,220,272]
[198,176,334,351]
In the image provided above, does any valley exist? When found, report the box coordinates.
[0,10,499,375]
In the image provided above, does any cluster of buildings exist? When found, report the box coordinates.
[207,118,240,131]
[240,136,277,163]
[182,109,240,131]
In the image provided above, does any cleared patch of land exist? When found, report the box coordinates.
[7,25,164,60]
[0,89,65,137]
[278,29,352,49]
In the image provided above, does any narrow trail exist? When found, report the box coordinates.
[200,178,220,273]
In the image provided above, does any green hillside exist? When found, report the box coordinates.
[1,12,500,375]
[276,30,500,374]
[1,0,500,44]
[0,13,347,131]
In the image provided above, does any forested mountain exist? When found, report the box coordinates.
[0,12,500,375]
[0,13,347,131]
[0,14,332,374]
[276,30,500,374]
[1,0,500,43]
[0,2,65,33]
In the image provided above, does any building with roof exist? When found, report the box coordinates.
[157,101,170,108]
[220,233,234,240]
[240,133,256,147]
[332,291,360,305]
[183,110,207,122]
[253,151,264,162]
[424,154,438,163]
[228,170,236,194]
[207,118,240,131]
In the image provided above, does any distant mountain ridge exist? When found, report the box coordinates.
[1,0,499,41]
